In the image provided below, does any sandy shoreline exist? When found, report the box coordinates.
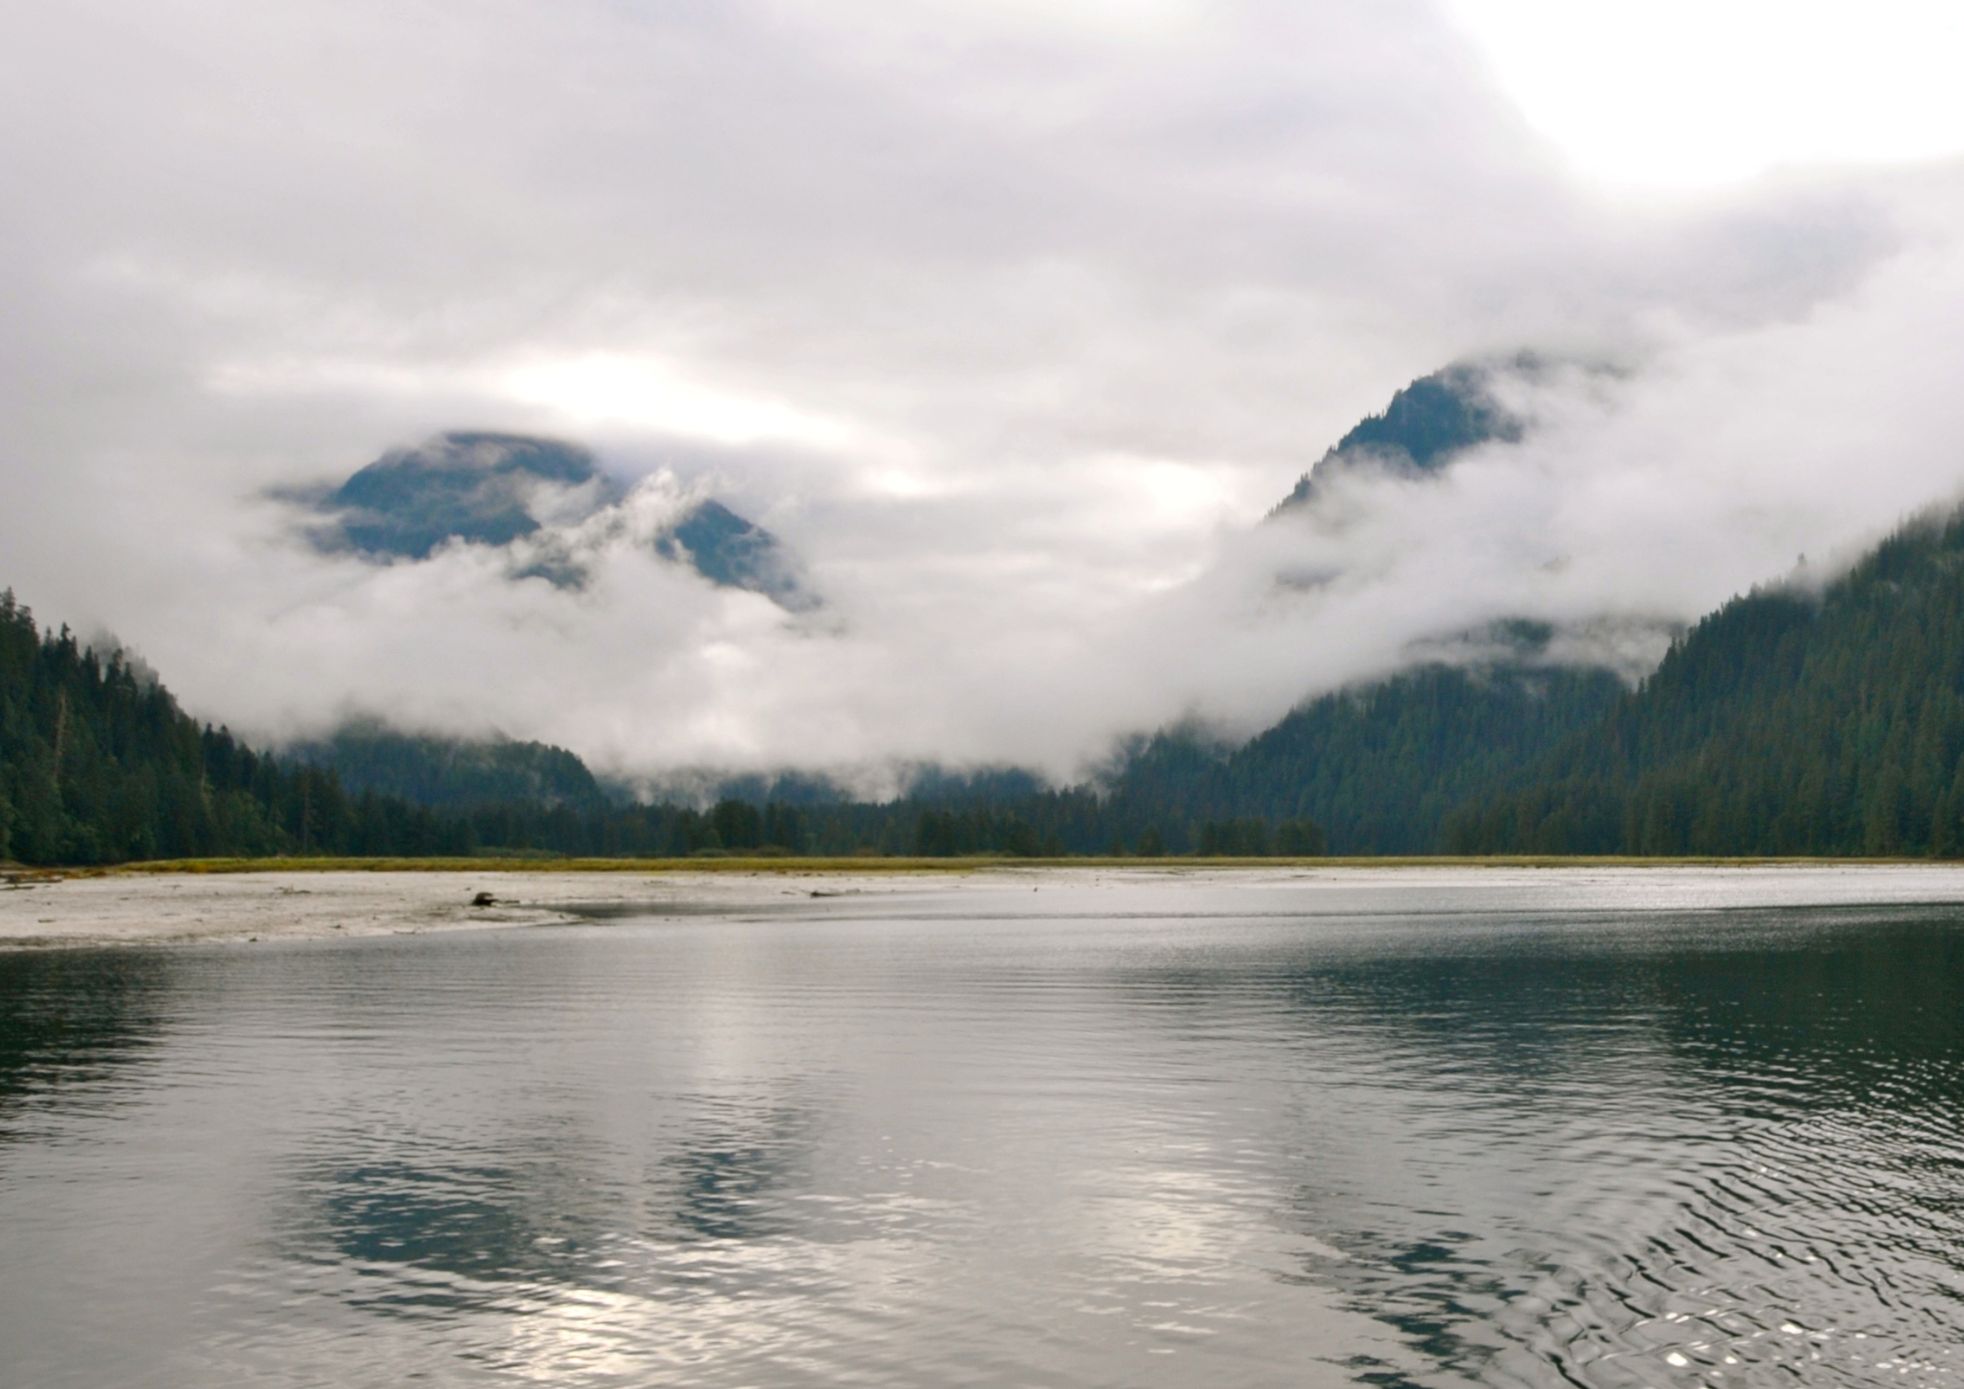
[7,861,1964,949]
[0,868,943,949]
[0,865,1153,948]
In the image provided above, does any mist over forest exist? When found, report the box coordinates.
[8,1,1964,859]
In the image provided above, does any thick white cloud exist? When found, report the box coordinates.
[1,0,1961,785]
[1443,0,1964,190]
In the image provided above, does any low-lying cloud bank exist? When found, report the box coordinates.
[3,1,1963,788]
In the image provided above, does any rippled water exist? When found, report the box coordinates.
[4,868,1964,1387]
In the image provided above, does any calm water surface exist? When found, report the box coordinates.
[4,868,1964,1387]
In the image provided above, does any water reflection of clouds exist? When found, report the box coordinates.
[267,1118,991,1383]
[279,1092,828,1284]
[247,920,1388,1385]
[1098,904,1964,1386]
[14,887,1959,1387]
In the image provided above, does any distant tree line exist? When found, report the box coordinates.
[429,793,1324,860]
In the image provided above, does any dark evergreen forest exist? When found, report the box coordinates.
[1446,508,1964,856]
[290,722,609,814]
[0,591,475,863]
[1103,664,1623,854]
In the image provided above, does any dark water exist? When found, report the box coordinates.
[4,870,1964,1387]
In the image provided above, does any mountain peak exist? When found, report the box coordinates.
[655,499,818,612]
[293,431,818,610]
[318,432,619,560]
[1271,357,1531,516]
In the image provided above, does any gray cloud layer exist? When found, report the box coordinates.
[3,0,1961,785]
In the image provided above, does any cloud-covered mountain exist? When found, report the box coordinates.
[9,0,1964,792]
[294,431,816,611]
[652,497,818,614]
[310,432,621,560]
[1270,359,1527,515]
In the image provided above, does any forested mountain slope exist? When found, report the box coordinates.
[0,591,468,863]
[1269,358,1525,514]
[290,722,610,813]
[1105,663,1624,854]
[1446,507,1964,855]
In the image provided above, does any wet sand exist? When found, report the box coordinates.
[9,861,1964,949]
[0,869,939,949]
[0,865,1228,948]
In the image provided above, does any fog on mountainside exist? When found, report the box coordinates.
[259,360,1657,812]
[243,323,1964,802]
[15,497,1964,863]
[8,0,1964,795]
[1269,358,1530,515]
[1449,505,1964,856]
[302,433,623,564]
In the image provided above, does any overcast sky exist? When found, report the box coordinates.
[5,0,1964,785]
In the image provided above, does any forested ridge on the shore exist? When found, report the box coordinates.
[1447,506,1964,855]
[0,590,472,865]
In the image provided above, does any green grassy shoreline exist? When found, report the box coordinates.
[33,853,1949,878]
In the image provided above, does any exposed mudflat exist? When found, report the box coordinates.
[7,861,1964,949]
[0,869,917,948]
[0,865,1146,947]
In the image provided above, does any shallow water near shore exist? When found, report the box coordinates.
[3,868,1963,1386]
